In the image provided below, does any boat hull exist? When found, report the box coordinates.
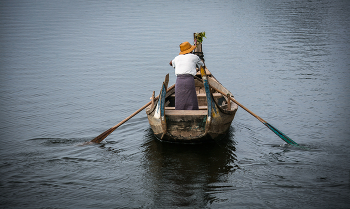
[147,108,236,143]
[146,68,238,143]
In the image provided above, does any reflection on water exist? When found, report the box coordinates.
[142,127,238,207]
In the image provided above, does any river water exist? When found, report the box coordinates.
[1,0,349,208]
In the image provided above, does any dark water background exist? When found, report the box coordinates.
[1,0,349,208]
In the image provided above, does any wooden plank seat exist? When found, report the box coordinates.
[169,92,223,99]
[197,92,222,98]
[164,106,207,110]
[165,109,207,116]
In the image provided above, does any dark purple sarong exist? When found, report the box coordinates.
[175,74,199,110]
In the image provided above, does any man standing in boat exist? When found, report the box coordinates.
[169,41,204,110]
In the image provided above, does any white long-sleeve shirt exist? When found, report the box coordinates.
[171,54,204,76]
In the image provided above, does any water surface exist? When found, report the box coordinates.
[1,0,349,208]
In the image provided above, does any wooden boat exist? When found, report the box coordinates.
[145,66,238,143]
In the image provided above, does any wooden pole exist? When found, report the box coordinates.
[227,94,231,110]
[151,91,155,109]
[193,33,202,52]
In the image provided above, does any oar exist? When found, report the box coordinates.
[211,86,299,146]
[197,65,299,145]
[90,83,175,144]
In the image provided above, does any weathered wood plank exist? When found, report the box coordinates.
[165,106,207,110]
[165,110,207,116]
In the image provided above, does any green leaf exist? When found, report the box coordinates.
[194,31,207,44]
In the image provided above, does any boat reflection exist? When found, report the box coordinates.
[141,126,238,207]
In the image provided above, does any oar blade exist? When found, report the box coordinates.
[90,127,114,143]
[264,123,298,146]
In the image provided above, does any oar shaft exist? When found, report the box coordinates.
[113,101,151,130]
[230,97,267,124]
[211,87,266,123]
[209,83,299,146]
[90,101,152,143]
[90,84,175,143]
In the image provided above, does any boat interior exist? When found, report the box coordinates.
[163,69,233,116]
